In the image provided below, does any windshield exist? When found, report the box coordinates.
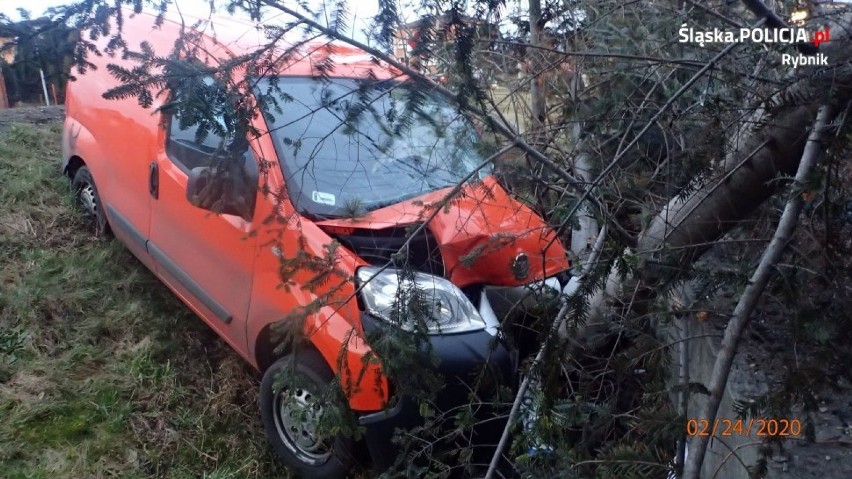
[257,77,491,218]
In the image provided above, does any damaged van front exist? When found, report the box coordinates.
[257,75,575,471]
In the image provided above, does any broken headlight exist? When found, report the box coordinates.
[356,266,486,334]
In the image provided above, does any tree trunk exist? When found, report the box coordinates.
[528,0,546,137]
[633,12,852,477]
[636,23,852,272]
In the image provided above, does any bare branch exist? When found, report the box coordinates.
[484,223,609,479]
[681,104,836,479]
[258,0,592,201]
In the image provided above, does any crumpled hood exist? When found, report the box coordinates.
[316,177,570,287]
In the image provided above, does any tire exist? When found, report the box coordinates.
[71,166,110,236]
[260,351,355,479]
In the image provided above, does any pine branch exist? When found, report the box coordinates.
[257,0,591,202]
[682,104,837,479]
[484,222,609,479]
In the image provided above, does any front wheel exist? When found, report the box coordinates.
[260,351,355,479]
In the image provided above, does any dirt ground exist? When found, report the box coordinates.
[0,106,65,135]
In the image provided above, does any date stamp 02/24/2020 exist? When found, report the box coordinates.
[686,418,802,438]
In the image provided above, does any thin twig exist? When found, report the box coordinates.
[540,31,749,255]
[259,0,592,202]
[682,104,836,478]
[484,223,608,479]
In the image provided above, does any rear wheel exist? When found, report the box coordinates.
[71,166,109,236]
[260,351,355,479]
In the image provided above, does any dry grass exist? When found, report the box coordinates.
[0,123,292,478]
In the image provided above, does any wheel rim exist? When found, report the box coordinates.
[78,182,97,217]
[272,385,332,464]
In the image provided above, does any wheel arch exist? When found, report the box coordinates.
[250,310,390,411]
[64,155,86,178]
[254,322,325,373]
[61,119,109,193]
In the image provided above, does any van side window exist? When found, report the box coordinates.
[165,77,239,172]
[166,112,235,172]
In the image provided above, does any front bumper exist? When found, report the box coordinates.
[358,315,518,471]
[358,397,421,471]
[356,273,577,471]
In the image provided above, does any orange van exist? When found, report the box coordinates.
[62,9,573,478]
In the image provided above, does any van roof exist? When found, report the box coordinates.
[132,7,396,78]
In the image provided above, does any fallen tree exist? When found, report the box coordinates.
[26,0,852,476]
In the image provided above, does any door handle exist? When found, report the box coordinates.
[149,161,159,199]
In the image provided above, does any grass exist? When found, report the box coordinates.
[0,123,291,478]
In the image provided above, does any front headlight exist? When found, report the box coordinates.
[356,266,486,334]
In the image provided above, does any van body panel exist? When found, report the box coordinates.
[148,140,257,361]
[60,117,81,173]
[315,177,570,287]
[63,21,173,263]
[148,246,258,367]
[61,116,107,186]
[62,111,157,266]
[104,204,155,273]
[244,159,389,411]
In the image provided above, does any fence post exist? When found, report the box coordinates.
[39,68,50,106]
[0,70,9,109]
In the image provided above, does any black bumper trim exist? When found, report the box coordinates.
[358,398,406,426]
[358,312,517,472]
[148,241,233,324]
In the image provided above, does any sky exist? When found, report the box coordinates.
[2,0,379,18]
[0,0,390,43]
[0,0,525,46]
[4,0,70,19]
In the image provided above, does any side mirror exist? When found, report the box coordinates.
[186,159,257,220]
